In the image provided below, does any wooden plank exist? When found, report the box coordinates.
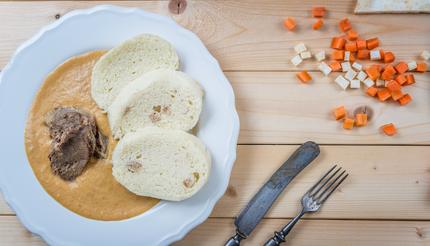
[175,218,430,246]
[2,145,430,219]
[229,71,430,144]
[1,216,428,246]
[0,1,429,71]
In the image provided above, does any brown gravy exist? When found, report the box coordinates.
[24,51,159,221]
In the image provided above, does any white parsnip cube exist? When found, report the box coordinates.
[376,79,385,87]
[421,50,430,60]
[300,51,312,59]
[315,51,326,62]
[291,55,303,66]
[345,69,357,81]
[341,62,351,72]
[344,51,351,61]
[352,62,362,71]
[408,61,417,71]
[318,62,332,76]
[350,79,360,89]
[357,71,367,81]
[294,43,307,54]
[335,75,350,90]
[362,78,375,87]
[370,50,381,60]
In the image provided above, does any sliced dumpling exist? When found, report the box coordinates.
[91,34,179,110]
[112,127,211,201]
[108,69,203,139]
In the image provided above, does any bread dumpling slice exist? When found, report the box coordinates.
[108,69,203,139]
[112,127,211,201]
[91,34,179,110]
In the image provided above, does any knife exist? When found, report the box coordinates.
[225,141,320,246]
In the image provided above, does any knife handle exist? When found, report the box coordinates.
[224,231,246,246]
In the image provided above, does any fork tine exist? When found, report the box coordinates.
[314,170,345,200]
[306,165,337,195]
[309,166,341,197]
[317,172,348,205]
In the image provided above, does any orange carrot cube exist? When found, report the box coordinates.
[345,42,357,52]
[366,87,378,97]
[416,63,427,72]
[391,90,404,101]
[366,38,379,50]
[386,80,401,92]
[332,50,345,60]
[330,61,342,71]
[312,19,324,30]
[357,49,370,60]
[356,39,367,50]
[297,71,312,83]
[334,106,346,120]
[366,66,380,81]
[381,123,397,136]
[395,74,407,85]
[343,118,355,130]
[347,30,359,40]
[331,37,346,50]
[355,113,368,127]
[284,17,296,30]
[398,94,412,105]
[339,18,352,32]
[394,62,408,74]
[381,65,396,80]
[383,51,395,63]
[377,88,391,101]
[405,74,415,85]
[312,7,326,17]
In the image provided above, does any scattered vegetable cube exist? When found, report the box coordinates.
[344,51,351,61]
[331,37,346,50]
[381,65,396,80]
[330,61,342,71]
[365,66,380,81]
[284,17,296,30]
[383,51,395,63]
[313,19,324,30]
[421,50,430,60]
[377,88,391,101]
[339,18,352,32]
[347,30,358,40]
[394,62,408,74]
[398,94,412,105]
[357,71,367,81]
[357,49,370,60]
[386,80,401,92]
[356,39,367,50]
[294,43,307,53]
[405,74,415,85]
[334,106,346,120]
[291,55,303,66]
[318,62,332,76]
[345,69,357,81]
[350,79,360,89]
[332,50,345,60]
[345,42,357,52]
[366,38,379,50]
[297,71,312,83]
[366,86,378,96]
[352,62,362,71]
[312,7,326,17]
[300,51,312,59]
[355,113,367,126]
[391,90,404,101]
[376,79,385,87]
[315,50,326,61]
[407,61,417,71]
[416,63,427,72]
[370,50,381,60]
[395,74,407,85]
[381,123,397,136]
[343,118,355,130]
[363,78,375,88]
[335,75,350,90]
[341,62,352,72]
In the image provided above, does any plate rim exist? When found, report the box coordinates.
[0,5,240,245]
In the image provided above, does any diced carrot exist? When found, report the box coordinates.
[355,113,368,127]
[349,52,356,62]
[330,61,342,71]
[357,49,370,59]
[297,71,312,83]
[394,62,408,74]
[381,65,396,80]
[356,39,367,50]
[366,86,378,97]
[398,94,412,105]
[416,63,427,72]
[331,37,346,50]
[371,64,382,73]
[312,19,324,30]
[365,66,380,81]
[386,80,401,92]
[395,74,407,85]
[312,7,326,18]
[332,50,345,60]
[405,74,415,85]
[347,30,358,40]
[366,38,379,50]
[334,106,346,120]
[339,18,352,32]
[383,51,395,63]
[379,49,385,60]
[284,17,296,30]
[345,42,357,52]
[391,90,404,101]
[343,118,355,130]
[381,123,397,136]
[377,88,391,101]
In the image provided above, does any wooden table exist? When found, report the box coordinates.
[1,1,429,245]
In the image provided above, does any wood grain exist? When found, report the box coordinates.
[0,1,429,71]
[175,218,430,246]
[229,72,430,144]
[2,145,430,219]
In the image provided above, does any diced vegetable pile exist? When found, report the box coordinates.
[284,7,429,136]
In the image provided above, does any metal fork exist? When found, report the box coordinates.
[264,165,348,246]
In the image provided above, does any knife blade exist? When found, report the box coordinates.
[225,141,320,246]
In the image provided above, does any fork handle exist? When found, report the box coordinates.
[264,210,305,246]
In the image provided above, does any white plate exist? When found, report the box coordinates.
[0,5,239,246]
